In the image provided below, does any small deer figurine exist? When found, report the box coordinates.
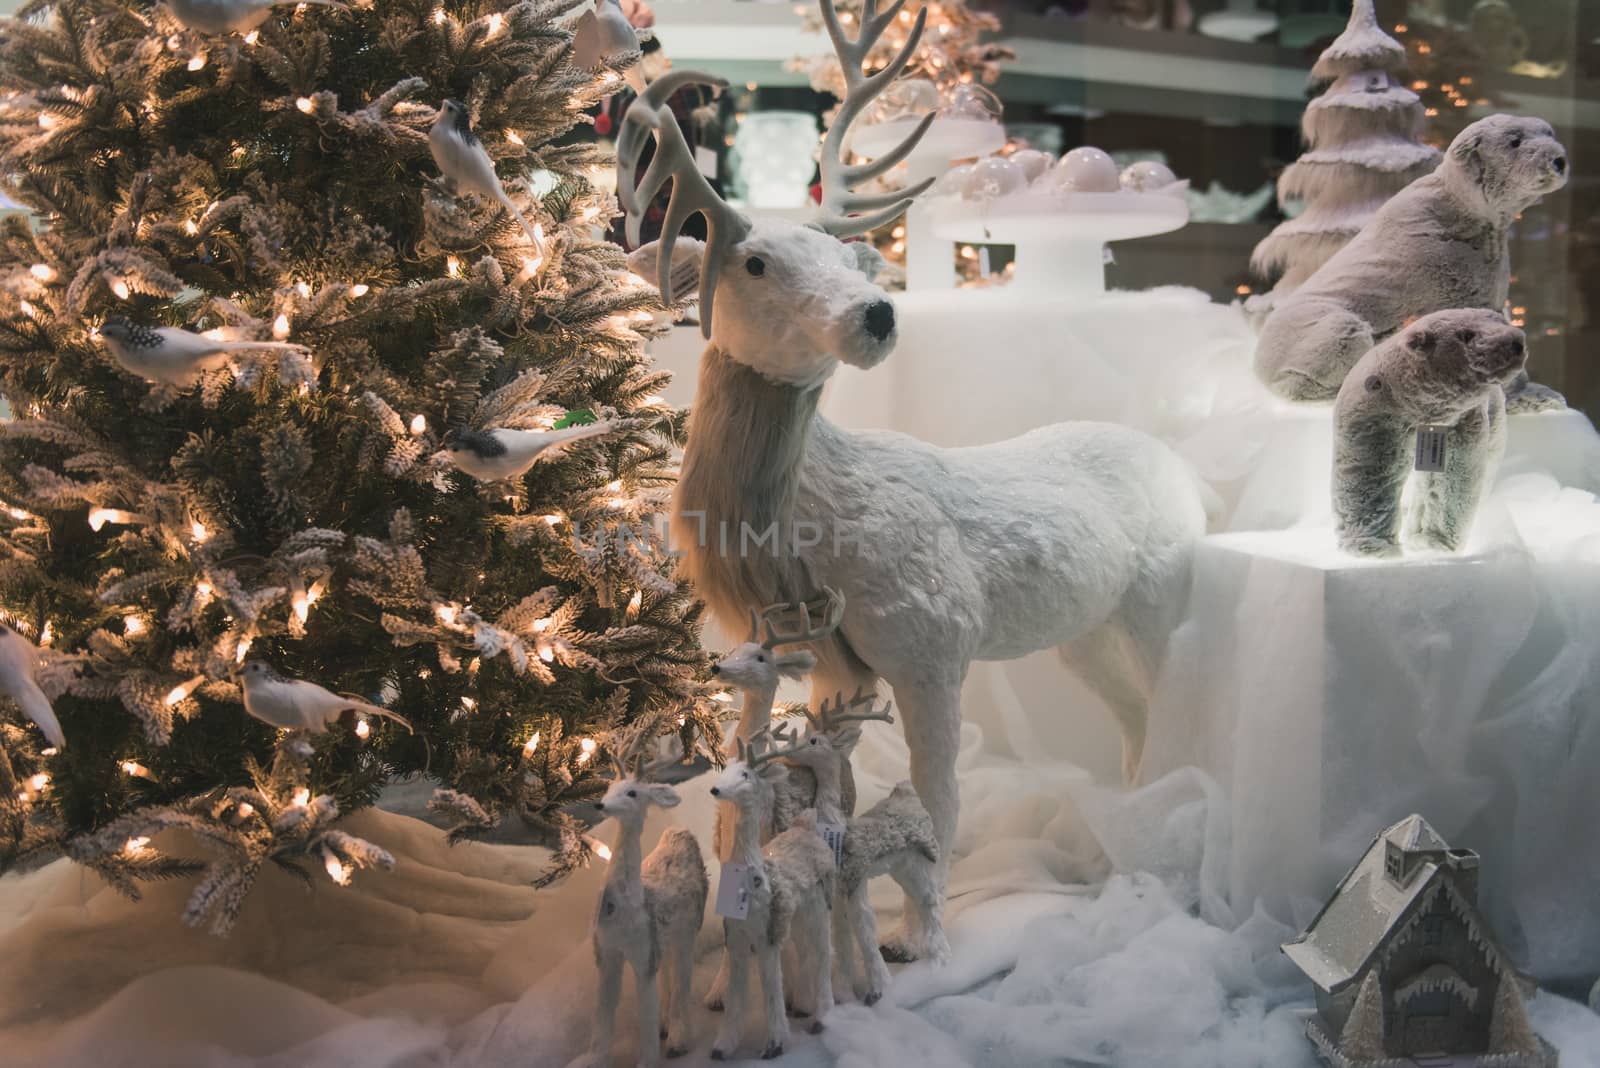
[786,690,947,1004]
[621,0,1209,962]
[707,729,836,1060]
[581,727,707,1067]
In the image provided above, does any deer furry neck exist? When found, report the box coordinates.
[677,345,824,615]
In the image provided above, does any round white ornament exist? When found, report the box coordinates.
[1008,149,1054,182]
[1054,147,1120,192]
[962,156,1026,200]
[933,162,977,196]
[1120,160,1179,193]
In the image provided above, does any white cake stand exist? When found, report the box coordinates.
[928,190,1189,295]
[850,117,1006,291]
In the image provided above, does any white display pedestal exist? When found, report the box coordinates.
[1141,526,1600,982]
[1230,400,1600,531]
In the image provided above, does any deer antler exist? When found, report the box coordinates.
[814,0,937,238]
[746,600,795,644]
[754,723,811,767]
[618,72,752,338]
[818,686,895,731]
[760,587,846,650]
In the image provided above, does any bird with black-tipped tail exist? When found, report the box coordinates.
[99,318,310,387]
[440,423,615,482]
[239,662,412,734]
[429,100,546,251]
[0,625,63,750]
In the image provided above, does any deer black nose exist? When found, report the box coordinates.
[710,786,721,797]
[863,300,895,342]
[710,664,720,675]
[593,802,605,811]
[1553,156,1567,175]
[1510,334,1525,356]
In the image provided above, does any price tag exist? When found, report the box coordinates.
[715,862,753,919]
[818,821,847,869]
[695,146,719,179]
[1415,426,1449,472]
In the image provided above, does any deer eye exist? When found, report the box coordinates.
[809,738,819,746]
[1509,135,1523,149]
[756,654,765,663]
[627,789,637,798]
[745,256,766,277]
[741,770,749,779]
[1459,330,1476,343]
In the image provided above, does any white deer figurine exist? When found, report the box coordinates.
[707,729,836,1060]
[784,690,948,1005]
[579,728,707,1068]
[620,0,1207,957]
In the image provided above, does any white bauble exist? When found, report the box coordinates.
[933,162,977,196]
[1121,160,1179,193]
[962,156,1026,200]
[938,84,1003,124]
[1008,149,1054,182]
[1053,147,1120,192]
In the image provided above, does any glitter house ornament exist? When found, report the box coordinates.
[1283,815,1556,1068]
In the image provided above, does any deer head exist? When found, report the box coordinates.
[620,0,933,389]
[594,720,684,824]
[710,588,845,690]
[789,686,895,769]
[710,726,808,805]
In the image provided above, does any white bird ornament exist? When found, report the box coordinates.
[239,661,413,734]
[99,317,310,387]
[429,100,545,249]
[572,0,648,94]
[440,423,615,481]
[0,625,64,750]
[168,0,348,35]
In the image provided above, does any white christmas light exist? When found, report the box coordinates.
[506,130,524,146]
[446,256,461,278]
[354,717,370,739]
[542,513,563,526]
[642,394,664,406]
[272,313,291,339]
[120,760,151,778]
[486,12,502,34]
[8,507,29,520]
[522,731,540,756]
[18,300,35,318]
[349,283,369,297]
[88,507,136,532]
[124,836,150,855]
[165,675,204,705]
[460,696,477,712]
[111,280,131,300]
[292,589,310,624]
[123,615,145,635]
[589,837,612,862]
[184,219,199,236]
[626,590,642,617]
[195,579,213,600]
[292,787,310,808]
[236,801,255,818]
[296,97,314,114]
[29,264,53,282]
[191,520,209,542]
[538,645,555,663]
[532,617,550,633]
[432,7,446,23]
[578,737,596,764]
[27,772,48,792]
[410,414,427,435]
[294,281,311,298]
[234,635,252,663]
[188,53,207,71]
[436,604,458,625]
[37,113,56,130]
[244,29,259,44]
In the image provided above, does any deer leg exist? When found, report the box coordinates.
[590,950,625,1064]
[635,963,662,1068]
[807,901,835,1031]
[704,948,730,1011]
[756,938,789,1059]
[711,925,750,1060]
[847,882,891,1004]
[882,678,962,962]
[831,884,859,1001]
[664,932,695,1057]
[894,855,951,965]
[1057,621,1153,786]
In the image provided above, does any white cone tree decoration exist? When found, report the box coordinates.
[1251,0,1441,294]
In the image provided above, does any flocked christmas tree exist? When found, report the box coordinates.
[0,0,718,933]
[1250,0,1440,297]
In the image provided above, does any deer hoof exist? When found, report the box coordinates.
[807,1020,825,1036]
[879,942,919,964]
[761,1042,784,1060]
[704,997,724,1012]
[863,990,882,1007]
[710,1050,728,1062]
[787,1005,809,1019]
[665,1046,687,1059]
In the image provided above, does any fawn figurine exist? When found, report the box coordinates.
[581,728,707,1067]
[784,691,948,1004]
[707,730,836,1060]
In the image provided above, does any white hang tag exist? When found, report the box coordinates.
[695,146,718,179]
[817,821,847,869]
[1415,426,1449,472]
[715,862,753,919]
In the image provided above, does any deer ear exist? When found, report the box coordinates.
[760,761,789,784]
[1450,127,1486,191]
[629,238,706,303]
[646,784,681,808]
[776,649,817,680]
[833,725,863,750]
[848,240,888,281]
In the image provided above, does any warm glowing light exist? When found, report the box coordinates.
[294,281,311,298]
[355,717,370,739]
[235,636,252,663]
[486,12,502,33]
[960,246,977,261]
[580,737,597,756]
[37,113,56,129]
[7,507,28,520]
[88,507,134,532]
[29,264,53,282]
[506,130,524,146]
[410,414,427,435]
[296,96,314,114]
[27,772,48,792]
[183,218,199,236]
[236,801,254,818]
[436,604,458,625]
[189,520,209,543]
[292,788,311,807]
[307,580,325,605]
[165,674,204,705]
[627,590,642,615]
[1235,284,1252,296]
[272,313,291,339]
[532,617,551,633]
[539,646,555,662]
[188,53,207,71]
[446,256,461,278]
[244,29,260,44]
[292,589,310,624]
[39,621,51,646]
[196,579,213,598]
[124,615,145,635]
[349,283,369,297]
[542,513,563,526]
[516,254,543,281]
[18,300,35,317]
[111,279,131,300]
[39,747,57,757]
[124,836,150,855]
[522,731,540,756]
[121,760,151,778]
[589,837,612,862]
[602,71,619,84]
[433,7,446,23]
[324,852,352,885]
[460,696,477,711]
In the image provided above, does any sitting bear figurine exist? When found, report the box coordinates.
[1256,114,1567,410]
[1333,309,1527,557]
